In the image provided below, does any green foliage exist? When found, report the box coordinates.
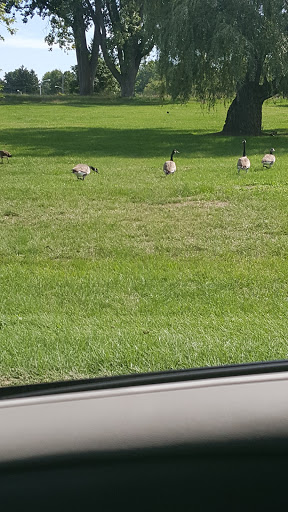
[41,69,77,94]
[93,58,119,94]
[0,1,18,40]
[135,60,159,94]
[102,0,151,52]
[15,0,154,96]
[148,0,288,102]
[42,69,63,94]
[3,65,39,94]
[99,0,154,96]
[62,69,78,94]
[70,61,120,94]
[67,66,79,94]
[0,96,288,384]
[17,0,98,94]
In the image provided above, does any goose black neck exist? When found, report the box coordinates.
[243,141,246,157]
[170,151,174,161]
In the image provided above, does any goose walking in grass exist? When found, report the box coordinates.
[262,148,275,169]
[237,140,250,174]
[0,150,12,163]
[72,164,99,180]
[163,149,179,175]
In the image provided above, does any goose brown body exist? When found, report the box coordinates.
[72,164,98,180]
[262,148,275,168]
[0,150,12,163]
[163,149,179,175]
[237,140,250,173]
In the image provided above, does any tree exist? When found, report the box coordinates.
[92,0,154,97]
[148,0,288,135]
[41,69,76,94]
[63,69,78,94]
[3,65,39,93]
[93,57,119,94]
[18,0,100,95]
[42,69,63,94]
[70,60,120,94]
[15,0,153,97]
[0,1,19,40]
[135,59,159,94]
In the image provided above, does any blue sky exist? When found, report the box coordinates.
[0,13,77,80]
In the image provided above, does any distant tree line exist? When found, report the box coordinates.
[0,60,160,95]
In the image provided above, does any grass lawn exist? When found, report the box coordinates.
[0,94,288,385]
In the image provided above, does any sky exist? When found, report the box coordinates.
[0,13,77,81]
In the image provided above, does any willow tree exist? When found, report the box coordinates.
[149,0,288,135]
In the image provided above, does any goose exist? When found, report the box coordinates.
[237,140,250,174]
[163,149,179,175]
[262,148,275,168]
[72,164,99,180]
[0,150,12,163]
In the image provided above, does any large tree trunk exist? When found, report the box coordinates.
[94,0,153,98]
[101,46,140,97]
[119,65,138,97]
[118,45,142,97]
[73,9,99,96]
[222,79,274,136]
[100,37,141,97]
[76,53,95,96]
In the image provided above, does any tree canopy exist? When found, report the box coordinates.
[95,0,154,96]
[41,69,78,94]
[148,0,288,134]
[3,65,39,93]
[12,0,153,96]
[14,0,100,95]
[0,1,19,40]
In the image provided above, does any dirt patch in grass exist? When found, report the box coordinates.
[164,199,230,208]
[234,184,274,190]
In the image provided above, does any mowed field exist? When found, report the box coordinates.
[1,95,288,385]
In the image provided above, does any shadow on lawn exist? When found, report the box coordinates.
[1,94,173,108]
[1,126,286,159]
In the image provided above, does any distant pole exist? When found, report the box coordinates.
[55,74,65,94]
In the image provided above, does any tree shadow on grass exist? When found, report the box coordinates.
[1,126,287,159]
[1,95,175,108]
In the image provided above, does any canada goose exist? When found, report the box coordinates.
[163,149,179,175]
[237,140,250,173]
[0,150,12,163]
[72,164,99,180]
[262,148,275,168]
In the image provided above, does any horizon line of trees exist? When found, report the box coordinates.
[0,60,161,96]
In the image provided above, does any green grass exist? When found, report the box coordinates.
[1,94,288,385]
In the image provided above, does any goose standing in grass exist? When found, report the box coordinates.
[163,149,179,175]
[262,148,275,168]
[0,150,12,163]
[237,140,250,174]
[72,164,99,180]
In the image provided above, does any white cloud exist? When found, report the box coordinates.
[1,37,58,50]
